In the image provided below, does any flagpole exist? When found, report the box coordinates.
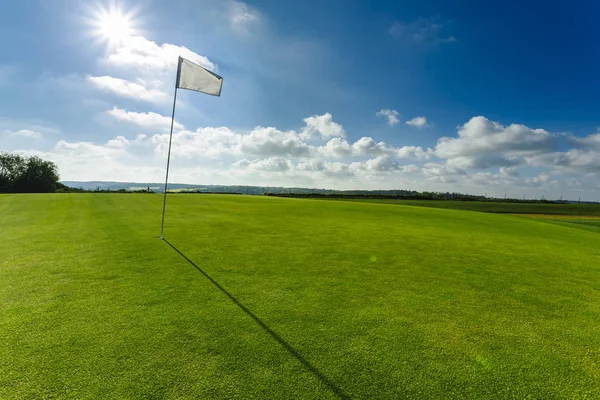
[159,86,179,239]
[158,56,221,238]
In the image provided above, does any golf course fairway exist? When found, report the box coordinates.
[1,194,599,399]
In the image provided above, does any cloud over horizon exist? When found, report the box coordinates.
[11,111,600,199]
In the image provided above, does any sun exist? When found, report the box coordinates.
[97,9,132,43]
[88,2,141,48]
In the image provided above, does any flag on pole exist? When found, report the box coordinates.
[159,56,223,239]
[176,56,223,96]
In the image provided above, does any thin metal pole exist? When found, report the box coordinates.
[159,87,178,238]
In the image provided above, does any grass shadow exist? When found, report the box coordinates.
[162,238,350,400]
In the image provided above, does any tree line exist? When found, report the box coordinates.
[0,152,60,193]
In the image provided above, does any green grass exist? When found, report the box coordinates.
[330,199,600,216]
[1,194,599,399]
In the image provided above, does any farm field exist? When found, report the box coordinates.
[1,194,599,399]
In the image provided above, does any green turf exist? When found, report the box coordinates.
[329,199,600,216]
[1,194,599,399]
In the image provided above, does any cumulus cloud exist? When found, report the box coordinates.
[527,149,600,173]
[446,155,523,169]
[499,166,519,177]
[525,173,559,187]
[22,109,433,189]
[148,114,333,160]
[376,109,400,126]
[569,130,600,151]
[435,116,556,160]
[319,161,354,178]
[320,138,352,158]
[17,138,150,182]
[405,116,427,128]
[301,113,346,139]
[11,109,600,198]
[364,155,398,171]
[151,127,241,159]
[395,146,432,160]
[240,127,312,157]
[352,137,391,156]
[234,157,290,172]
[106,107,184,131]
[401,164,420,173]
[297,159,325,172]
[422,162,465,179]
[87,76,169,103]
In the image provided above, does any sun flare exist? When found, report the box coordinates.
[88,3,140,48]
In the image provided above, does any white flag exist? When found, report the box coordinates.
[176,56,223,96]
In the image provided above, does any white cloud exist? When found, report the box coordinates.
[400,164,420,173]
[87,76,169,103]
[0,119,60,151]
[570,130,600,151]
[364,155,398,171]
[106,107,184,131]
[352,137,390,156]
[446,155,523,169]
[422,162,465,179]
[435,116,556,159]
[11,110,600,199]
[152,127,241,159]
[499,166,519,177]
[106,136,131,149]
[524,173,559,187]
[10,129,42,139]
[297,159,325,172]
[240,127,312,157]
[234,157,290,172]
[106,36,215,72]
[301,113,346,139]
[321,161,354,178]
[376,109,400,126]
[16,110,427,188]
[320,138,352,158]
[405,116,427,128]
[395,146,432,160]
[18,138,145,182]
[527,149,600,172]
[229,1,262,34]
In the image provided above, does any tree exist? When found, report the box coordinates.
[0,152,60,193]
[0,153,27,192]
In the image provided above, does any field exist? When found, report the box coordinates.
[331,198,600,216]
[1,194,599,399]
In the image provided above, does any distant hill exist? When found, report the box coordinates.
[60,181,347,195]
[60,181,598,204]
[60,181,423,196]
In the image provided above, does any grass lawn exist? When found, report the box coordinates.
[330,199,600,216]
[1,194,599,399]
[514,214,600,235]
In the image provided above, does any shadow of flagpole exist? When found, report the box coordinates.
[162,239,350,400]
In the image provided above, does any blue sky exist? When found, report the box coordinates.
[1,0,600,199]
